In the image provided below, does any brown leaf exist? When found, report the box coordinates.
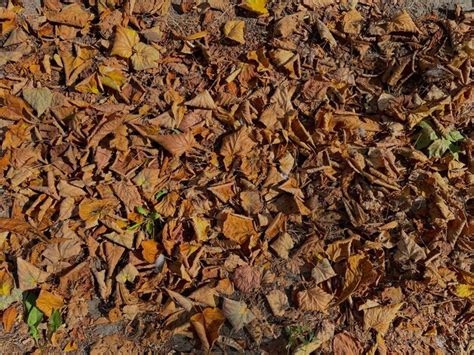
[190,308,225,351]
[364,303,403,335]
[36,290,64,317]
[387,10,418,34]
[297,286,333,312]
[2,306,17,332]
[394,231,427,263]
[266,289,289,316]
[270,232,294,259]
[312,258,336,284]
[46,3,92,28]
[224,20,245,44]
[185,90,217,109]
[333,331,363,355]
[222,298,255,330]
[233,264,261,293]
[222,212,257,245]
[17,258,50,290]
[151,132,196,157]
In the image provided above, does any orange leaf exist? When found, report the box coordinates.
[2,306,17,332]
[190,308,225,351]
[141,240,159,263]
[36,289,64,317]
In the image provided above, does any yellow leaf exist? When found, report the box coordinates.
[64,341,78,352]
[131,42,160,70]
[35,290,64,317]
[241,0,268,16]
[453,284,474,298]
[191,216,210,242]
[364,302,403,335]
[0,270,13,296]
[224,20,245,44]
[184,30,208,40]
[99,65,127,91]
[111,26,140,59]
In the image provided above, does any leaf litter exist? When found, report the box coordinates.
[0,0,472,353]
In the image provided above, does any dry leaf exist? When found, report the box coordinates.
[36,289,64,317]
[297,286,333,312]
[17,258,50,290]
[141,240,159,263]
[222,213,257,244]
[2,306,16,332]
[111,26,140,59]
[312,258,336,284]
[233,264,261,293]
[185,90,217,109]
[270,232,294,259]
[240,0,268,16]
[266,289,289,316]
[222,298,255,330]
[224,20,245,44]
[116,263,139,284]
[190,308,225,351]
[23,87,52,117]
[364,303,403,335]
[131,42,160,70]
[333,331,363,355]
[387,10,418,34]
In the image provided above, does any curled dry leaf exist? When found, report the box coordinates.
[224,20,245,44]
[222,298,255,330]
[2,306,17,332]
[387,10,418,34]
[222,212,257,244]
[185,90,217,109]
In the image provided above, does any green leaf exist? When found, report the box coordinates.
[27,306,43,340]
[428,138,450,158]
[150,211,161,221]
[415,121,438,149]
[145,221,154,235]
[155,190,168,201]
[445,130,463,143]
[48,309,62,334]
[136,206,149,216]
[127,223,142,231]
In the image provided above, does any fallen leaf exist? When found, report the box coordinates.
[270,232,294,259]
[453,284,474,298]
[222,298,255,330]
[387,10,418,34]
[364,302,403,335]
[222,213,257,244]
[111,26,140,59]
[266,289,289,316]
[240,0,268,16]
[190,308,225,351]
[23,87,52,117]
[141,240,159,263]
[233,264,261,293]
[312,258,336,284]
[35,290,64,317]
[131,42,160,70]
[297,286,333,312]
[333,331,363,355]
[17,258,50,290]
[116,263,139,284]
[185,90,217,109]
[2,306,17,332]
[224,20,245,44]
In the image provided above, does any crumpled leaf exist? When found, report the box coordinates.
[266,289,289,316]
[190,308,225,351]
[312,258,336,284]
[394,231,426,263]
[387,10,418,34]
[222,212,257,244]
[23,87,53,117]
[222,298,255,330]
[224,20,245,44]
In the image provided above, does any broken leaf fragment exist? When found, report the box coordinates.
[23,87,52,117]
[224,20,245,44]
